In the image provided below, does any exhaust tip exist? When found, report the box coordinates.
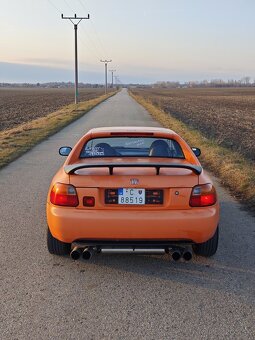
[70,247,82,260]
[172,250,181,261]
[82,247,92,260]
[183,250,192,261]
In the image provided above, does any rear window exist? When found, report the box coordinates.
[80,137,184,158]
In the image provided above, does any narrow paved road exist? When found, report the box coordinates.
[1,89,254,339]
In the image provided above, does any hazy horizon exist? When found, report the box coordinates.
[1,0,255,84]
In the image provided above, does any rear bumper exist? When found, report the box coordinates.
[47,203,219,244]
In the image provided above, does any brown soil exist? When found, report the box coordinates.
[0,88,107,131]
[130,88,255,161]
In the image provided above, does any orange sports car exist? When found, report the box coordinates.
[47,127,219,261]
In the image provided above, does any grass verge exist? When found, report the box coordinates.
[0,92,117,169]
[129,91,255,212]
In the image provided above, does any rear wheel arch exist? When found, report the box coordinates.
[192,225,219,257]
[47,227,71,256]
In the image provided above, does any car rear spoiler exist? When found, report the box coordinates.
[64,163,202,175]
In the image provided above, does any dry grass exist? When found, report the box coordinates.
[0,92,116,168]
[129,91,255,212]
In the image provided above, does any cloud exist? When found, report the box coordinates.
[0,62,103,83]
[0,61,254,84]
[18,58,73,69]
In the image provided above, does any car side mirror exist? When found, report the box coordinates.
[191,147,201,157]
[59,146,72,156]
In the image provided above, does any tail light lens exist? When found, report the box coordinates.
[50,183,79,207]
[190,184,217,207]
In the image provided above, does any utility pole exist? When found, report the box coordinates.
[109,69,116,88]
[61,13,90,104]
[100,60,112,94]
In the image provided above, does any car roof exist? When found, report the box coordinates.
[67,126,200,166]
[89,126,178,138]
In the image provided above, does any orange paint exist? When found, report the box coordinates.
[47,127,219,245]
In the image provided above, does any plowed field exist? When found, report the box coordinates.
[0,88,107,131]
[130,88,255,161]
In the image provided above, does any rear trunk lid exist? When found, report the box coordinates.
[67,159,200,210]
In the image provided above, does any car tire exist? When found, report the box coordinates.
[193,226,219,257]
[47,227,71,256]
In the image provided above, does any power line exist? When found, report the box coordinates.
[47,1,102,60]
[79,25,104,59]
[109,69,116,88]
[47,0,61,13]
[100,60,112,94]
[65,0,107,58]
[78,0,110,57]
[47,0,115,86]
[63,0,74,12]
[62,13,90,104]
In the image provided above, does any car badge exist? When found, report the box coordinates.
[130,178,139,185]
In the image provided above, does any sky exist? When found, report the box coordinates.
[0,0,255,84]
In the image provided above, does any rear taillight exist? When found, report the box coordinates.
[190,184,217,207]
[50,183,79,207]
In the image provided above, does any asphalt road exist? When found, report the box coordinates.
[0,89,254,339]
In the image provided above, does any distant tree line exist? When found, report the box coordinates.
[154,77,255,88]
[0,82,105,88]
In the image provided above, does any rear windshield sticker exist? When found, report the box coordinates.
[85,147,104,156]
[124,139,145,147]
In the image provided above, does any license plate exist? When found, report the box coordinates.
[118,188,145,205]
